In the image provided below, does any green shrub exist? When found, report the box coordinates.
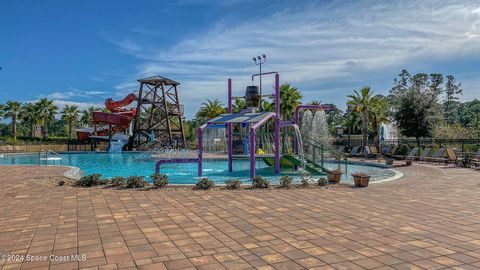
[151,173,168,188]
[225,179,241,190]
[252,176,269,189]
[125,176,147,188]
[300,173,311,187]
[196,178,215,190]
[76,174,104,187]
[397,144,410,155]
[318,177,328,186]
[279,175,293,188]
[110,176,126,187]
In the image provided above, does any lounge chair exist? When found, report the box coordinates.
[445,148,462,167]
[395,147,419,160]
[381,145,391,155]
[368,146,380,158]
[385,145,398,158]
[6,145,14,153]
[470,150,480,169]
[424,148,446,163]
[347,146,360,157]
[418,148,432,162]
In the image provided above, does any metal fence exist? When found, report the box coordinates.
[0,141,109,153]
[338,138,480,152]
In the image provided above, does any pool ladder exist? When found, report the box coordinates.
[38,150,63,166]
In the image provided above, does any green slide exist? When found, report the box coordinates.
[262,155,329,175]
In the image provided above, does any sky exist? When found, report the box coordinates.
[1,0,480,119]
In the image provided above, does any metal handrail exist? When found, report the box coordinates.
[38,150,63,165]
[47,150,61,156]
[301,133,346,159]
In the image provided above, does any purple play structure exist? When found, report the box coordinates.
[155,71,332,180]
[198,72,280,179]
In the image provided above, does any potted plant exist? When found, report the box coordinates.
[406,159,412,166]
[352,172,370,187]
[327,168,342,183]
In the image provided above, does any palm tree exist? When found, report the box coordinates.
[196,99,226,122]
[266,84,303,120]
[80,110,90,127]
[35,98,58,139]
[80,106,101,127]
[20,102,39,137]
[3,101,22,141]
[232,98,246,113]
[61,105,80,140]
[347,87,373,147]
[0,104,4,120]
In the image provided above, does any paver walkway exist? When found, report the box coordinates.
[0,165,479,270]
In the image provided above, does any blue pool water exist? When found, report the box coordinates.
[0,152,396,184]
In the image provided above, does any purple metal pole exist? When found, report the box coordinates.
[249,125,256,179]
[274,73,280,174]
[251,71,281,175]
[249,112,276,179]
[197,123,207,177]
[227,79,233,172]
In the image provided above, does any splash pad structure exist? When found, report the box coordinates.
[156,71,335,180]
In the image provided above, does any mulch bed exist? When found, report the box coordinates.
[31,176,352,191]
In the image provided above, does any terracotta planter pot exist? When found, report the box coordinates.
[352,175,362,187]
[360,175,370,187]
[328,172,342,183]
[352,174,370,187]
[385,159,394,166]
[406,160,412,166]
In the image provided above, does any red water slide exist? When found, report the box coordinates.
[106,93,137,113]
[92,94,137,128]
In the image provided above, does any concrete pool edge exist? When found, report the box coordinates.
[1,153,404,184]
[370,168,404,184]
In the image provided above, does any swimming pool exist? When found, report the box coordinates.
[0,152,398,184]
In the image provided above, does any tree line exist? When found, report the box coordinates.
[189,70,479,148]
[0,98,101,142]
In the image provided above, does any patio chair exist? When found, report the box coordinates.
[424,148,446,163]
[6,145,14,153]
[445,148,462,167]
[385,145,397,157]
[347,146,360,157]
[381,145,391,155]
[395,147,419,160]
[368,146,380,158]
[418,148,432,162]
[470,150,480,169]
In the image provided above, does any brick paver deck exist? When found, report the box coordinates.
[0,165,479,270]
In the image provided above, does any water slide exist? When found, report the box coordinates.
[262,155,326,175]
[105,93,136,113]
[92,94,137,128]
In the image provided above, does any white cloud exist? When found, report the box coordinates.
[41,88,107,100]
[111,0,480,118]
[51,100,104,112]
